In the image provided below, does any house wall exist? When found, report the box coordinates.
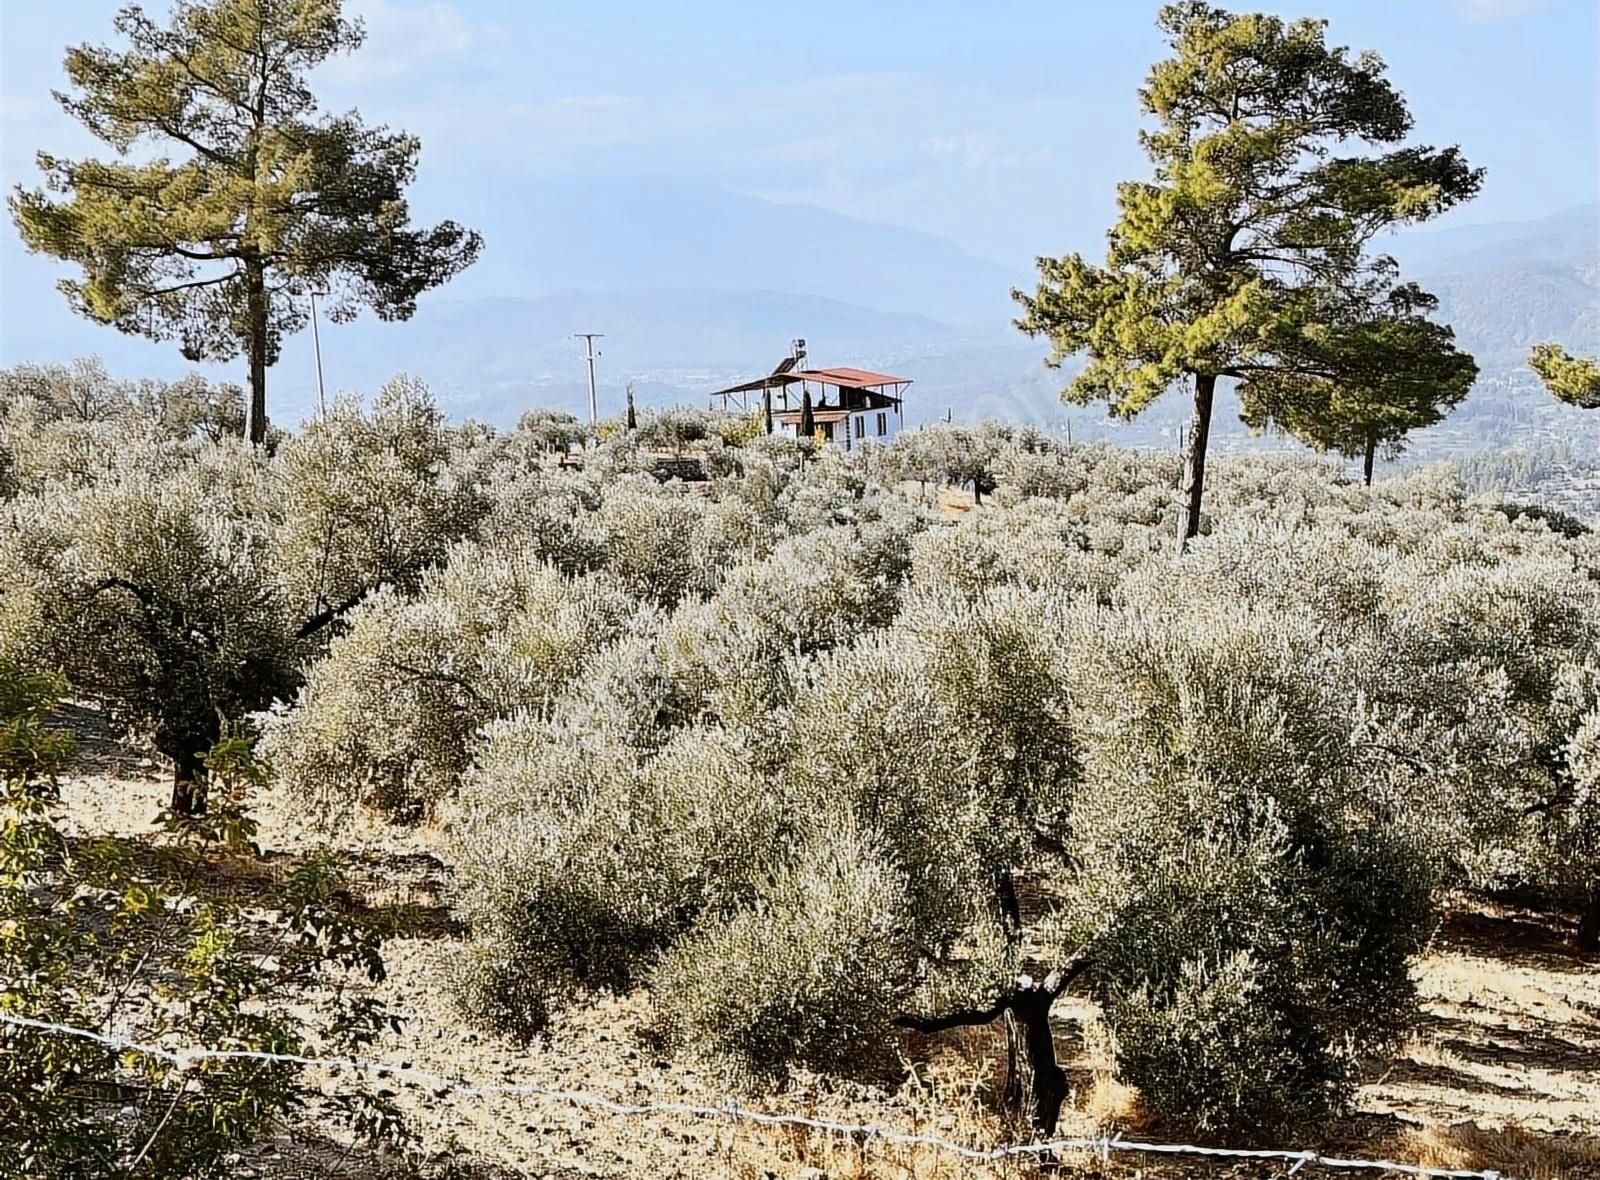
[774,404,901,449]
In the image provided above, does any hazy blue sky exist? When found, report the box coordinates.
[2,0,1595,266]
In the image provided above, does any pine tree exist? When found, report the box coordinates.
[1016,3,1480,548]
[1530,343,1600,410]
[1241,277,1477,484]
[9,0,482,444]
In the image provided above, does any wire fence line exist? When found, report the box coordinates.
[1,1011,1505,1179]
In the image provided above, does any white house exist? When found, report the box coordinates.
[709,346,911,451]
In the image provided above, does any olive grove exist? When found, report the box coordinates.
[7,360,1595,1144]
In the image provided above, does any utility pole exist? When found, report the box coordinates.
[310,291,327,419]
[575,333,604,425]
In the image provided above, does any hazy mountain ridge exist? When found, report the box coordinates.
[2,183,1595,444]
[411,177,1028,325]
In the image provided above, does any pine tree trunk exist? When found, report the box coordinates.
[244,260,268,446]
[1363,429,1377,487]
[1177,372,1217,553]
[170,745,208,817]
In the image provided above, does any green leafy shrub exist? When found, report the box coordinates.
[0,666,399,1177]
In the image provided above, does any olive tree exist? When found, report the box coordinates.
[262,541,641,822]
[2,449,295,812]
[275,377,490,636]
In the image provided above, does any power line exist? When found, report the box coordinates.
[0,1013,1506,1180]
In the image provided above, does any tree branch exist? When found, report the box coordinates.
[384,663,491,708]
[294,587,371,640]
[894,999,1009,1033]
[894,948,1094,1032]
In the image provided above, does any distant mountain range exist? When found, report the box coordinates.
[1,178,1595,452]
[1387,202,1600,373]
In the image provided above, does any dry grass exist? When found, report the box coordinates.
[935,486,977,520]
[1394,1123,1600,1180]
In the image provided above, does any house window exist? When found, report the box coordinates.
[853,416,865,438]
[875,412,887,436]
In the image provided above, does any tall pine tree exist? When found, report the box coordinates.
[10,0,482,444]
[1016,3,1480,546]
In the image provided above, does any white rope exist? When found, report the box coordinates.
[0,1011,1504,1178]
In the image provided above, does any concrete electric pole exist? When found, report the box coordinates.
[575,333,604,425]
[310,291,327,419]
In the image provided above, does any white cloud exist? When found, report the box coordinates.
[921,133,1055,174]
[1452,0,1548,23]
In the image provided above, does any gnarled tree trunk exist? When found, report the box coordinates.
[897,952,1090,1134]
[1003,980,1070,1130]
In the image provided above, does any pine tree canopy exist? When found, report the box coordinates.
[1240,270,1477,468]
[1015,3,1480,451]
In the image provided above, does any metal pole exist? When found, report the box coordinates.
[310,291,327,419]
[575,333,604,425]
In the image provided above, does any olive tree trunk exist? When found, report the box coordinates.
[1363,428,1378,487]
[1001,981,1070,1131]
[897,953,1090,1134]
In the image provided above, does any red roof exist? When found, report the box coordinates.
[793,367,911,389]
[708,366,912,399]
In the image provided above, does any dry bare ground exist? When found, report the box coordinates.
[48,707,1600,1180]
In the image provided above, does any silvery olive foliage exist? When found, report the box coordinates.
[260,542,642,820]
[7,355,1599,1134]
[438,421,1599,1130]
[1056,589,1434,1131]
[274,376,492,625]
[1,444,296,794]
[0,372,491,809]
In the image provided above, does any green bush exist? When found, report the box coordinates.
[0,665,399,1177]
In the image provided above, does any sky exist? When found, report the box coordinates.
[0,0,1595,272]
